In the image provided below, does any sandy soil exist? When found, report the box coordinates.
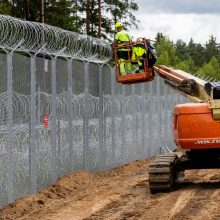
[1,158,220,220]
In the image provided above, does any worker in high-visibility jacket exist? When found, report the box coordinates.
[131,43,147,73]
[114,22,132,75]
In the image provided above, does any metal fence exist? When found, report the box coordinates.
[0,15,187,208]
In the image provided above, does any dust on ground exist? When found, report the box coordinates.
[1,158,220,220]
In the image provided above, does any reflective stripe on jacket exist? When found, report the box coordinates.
[115,30,132,51]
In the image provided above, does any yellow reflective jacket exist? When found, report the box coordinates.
[132,45,147,66]
[132,46,146,58]
[115,30,132,51]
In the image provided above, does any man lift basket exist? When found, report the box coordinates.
[114,38,157,84]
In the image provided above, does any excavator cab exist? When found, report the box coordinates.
[114,38,156,84]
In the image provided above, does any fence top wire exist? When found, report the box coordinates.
[0,14,112,63]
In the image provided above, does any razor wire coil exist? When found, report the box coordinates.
[0,14,112,63]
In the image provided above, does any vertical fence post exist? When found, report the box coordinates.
[121,85,126,163]
[83,62,89,170]
[141,83,145,159]
[57,119,61,175]
[37,86,41,125]
[164,84,171,147]
[67,59,74,172]
[156,76,161,154]
[6,52,13,203]
[99,64,104,167]
[160,78,165,150]
[110,67,116,162]
[148,81,153,157]
[29,55,37,193]
[51,57,57,182]
[131,84,136,159]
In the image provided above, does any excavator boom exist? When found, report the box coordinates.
[154,65,220,119]
[154,66,206,102]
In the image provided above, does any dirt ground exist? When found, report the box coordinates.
[1,158,220,220]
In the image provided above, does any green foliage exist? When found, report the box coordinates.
[77,0,139,39]
[187,38,206,67]
[154,32,220,80]
[155,36,179,66]
[45,0,81,32]
[175,39,188,60]
[205,35,220,63]
[174,57,197,73]
[197,57,220,80]
[0,0,138,40]
[154,32,164,49]
[104,0,138,28]
[108,0,139,39]
[0,0,12,14]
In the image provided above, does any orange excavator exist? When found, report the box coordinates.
[114,40,220,193]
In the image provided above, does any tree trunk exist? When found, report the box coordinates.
[40,0,44,23]
[98,0,101,38]
[86,0,90,35]
[24,0,29,20]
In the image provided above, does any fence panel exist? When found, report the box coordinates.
[0,14,189,208]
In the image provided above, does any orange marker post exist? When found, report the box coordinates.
[44,114,48,128]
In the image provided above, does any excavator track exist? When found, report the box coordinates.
[148,153,178,193]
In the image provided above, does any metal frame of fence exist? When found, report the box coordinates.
[0,14,188,208]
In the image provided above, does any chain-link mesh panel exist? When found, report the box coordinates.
[113,74,124,167]
[72,60,84,95]
[70,60,84,170]
[83,63,100,171]
[56,58,69,177]
[0,54,190,208]
[0,13,194,209]
[0,52,8,207]
[35,56,53,189]
[102,66,113,169]
[11,54,30,202]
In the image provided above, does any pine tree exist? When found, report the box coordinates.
[187,38,206,68]
[155,32,164,47]
[104,0,138,28]
[0,0,139,40]
[155,36,179,66]
[205,35,220,63]
[197,56,220,80]
[193,43,206,67]
[175,57,197,73]
[77,0,139,39]
[0,0,12,15]
[175,39,188,60]
[45,0,81,32]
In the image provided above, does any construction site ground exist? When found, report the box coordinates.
[1,157,220,220]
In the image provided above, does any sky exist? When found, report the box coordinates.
[129,0,220,45]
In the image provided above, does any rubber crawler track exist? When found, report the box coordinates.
[148,153,178,193]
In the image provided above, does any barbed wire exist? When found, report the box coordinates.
[0,14,112,63]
